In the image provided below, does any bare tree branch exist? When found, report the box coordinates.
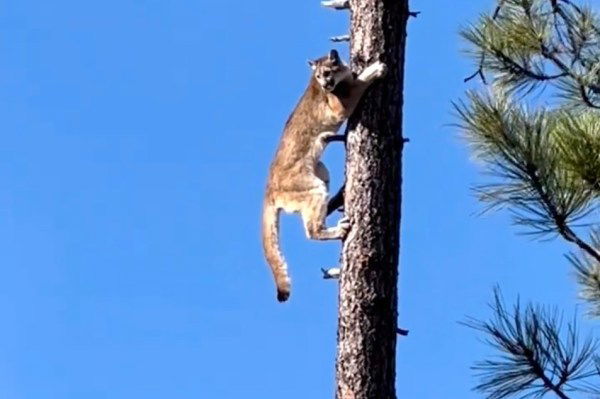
[330,34,350,42]
[321,0,350,10]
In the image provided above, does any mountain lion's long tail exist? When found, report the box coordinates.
[262,200,291,302]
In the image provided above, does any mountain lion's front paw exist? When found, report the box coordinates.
[370,61,388,79]
[336,217,351,239]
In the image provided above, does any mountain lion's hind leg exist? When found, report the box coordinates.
[327,184,344,216]
[300,186,350,240]
[315,161,330,190]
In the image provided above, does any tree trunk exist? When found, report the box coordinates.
[335,0,409,398]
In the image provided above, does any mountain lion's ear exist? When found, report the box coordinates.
[328,49,340,63]
[308,59,316,70]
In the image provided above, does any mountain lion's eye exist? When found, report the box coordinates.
[323,71,331,78]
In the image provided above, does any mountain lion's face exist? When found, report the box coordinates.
[309,50,352,92]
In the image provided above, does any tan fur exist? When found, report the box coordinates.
[262,50,387,302]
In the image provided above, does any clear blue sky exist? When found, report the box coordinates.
[0,1,592,398]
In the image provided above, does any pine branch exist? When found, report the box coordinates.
[568,231,600,317]
[463,288,599,399]
[461,0,600,105]
[561,225,600,264]
[455,91,596,239]
[458,2,600,395]
[554,111,600,196]
[493,48,568,82]
[537,45,600,108]
[464,62,487,84]
[523,154,600,264]
[463,2,504,84]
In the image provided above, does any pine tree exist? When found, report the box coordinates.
[455,1,600,397]
[330,1,409,398]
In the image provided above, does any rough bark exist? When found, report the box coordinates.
[335,1,409,398]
